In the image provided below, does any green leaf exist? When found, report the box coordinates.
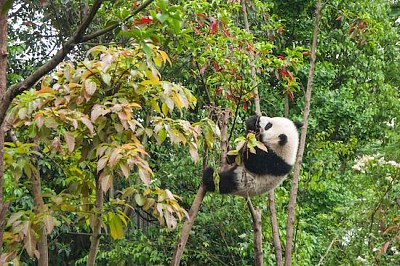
[108,212,124,240]
[142,43,152,58]
[135,194,145,206]
[156,13,169,23]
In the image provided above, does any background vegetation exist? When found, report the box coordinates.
[1,0,399,265]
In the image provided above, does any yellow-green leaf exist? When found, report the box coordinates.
[108,212,124,240]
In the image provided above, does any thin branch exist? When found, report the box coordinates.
[317,238,336,266]
[269,191,283,266]
[284,1,322,265]
[241,1,265,265]
[246,197,263,266]
[0,0,8,253]
[241,0,260,116]
[170,185,207,266]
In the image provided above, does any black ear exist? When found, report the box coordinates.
[294,121,303,129]
[246,115,260,132]
[278,134,288,146]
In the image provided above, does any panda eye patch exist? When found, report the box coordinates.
[264,122,272,130]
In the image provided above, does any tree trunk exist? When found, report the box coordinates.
[87,173,104,266]
[284,1,322,265]
[0,0,9,255]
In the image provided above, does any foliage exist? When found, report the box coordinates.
[3,43,220,262]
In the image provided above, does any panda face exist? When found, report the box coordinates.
[257,116,300,165]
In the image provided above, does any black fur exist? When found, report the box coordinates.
[294,121,303,129]
[243,145,292,176]
[202,166,238,194]
[218,167,239,194]
[245,115,260,132]
[278,134,288,146]
[202,167,215,192]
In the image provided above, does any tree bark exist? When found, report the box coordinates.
[170,185,207,266]
[284,1,322,265]
[269,191,283,266]
[87,172,104,266]
[0,0,9,255]
[246,198,263,266]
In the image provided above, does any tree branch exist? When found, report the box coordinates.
[246,197,263,266]
[0,0,156,127]
[0,0,104,126]
[269,191,283,266]
[284,1,322,265]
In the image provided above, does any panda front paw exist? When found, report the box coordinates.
[202,167,215,192]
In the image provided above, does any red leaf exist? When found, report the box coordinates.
[247,42,255,52]
[286,90,294,101]
[277,55,286,60]
[197,13,207,18]
[134,16,153,25]
[243,102,248,111]
[209,19,218,35]
[221,23,231,37]
[279,68,288,78]
[379,241,390,257]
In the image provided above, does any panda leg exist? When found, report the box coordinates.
[202,167,215,192]
[218,167,238,194]
[202,166,238,194]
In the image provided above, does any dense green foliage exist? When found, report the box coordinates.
[2,0,400,265]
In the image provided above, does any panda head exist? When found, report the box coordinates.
[246,115,302,165]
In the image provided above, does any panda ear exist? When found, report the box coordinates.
[294,121,303,129]
[246,115,260,132]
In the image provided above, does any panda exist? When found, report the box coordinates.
[202,115,302,197]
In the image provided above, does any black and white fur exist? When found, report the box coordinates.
[202,115,302,197]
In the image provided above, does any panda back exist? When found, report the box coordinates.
[243,146,293,176]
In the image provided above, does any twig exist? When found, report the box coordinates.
[284,1,322,265]
[317,238,336,266]
[241,0,260,115]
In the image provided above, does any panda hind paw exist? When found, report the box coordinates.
[202,166,215,192]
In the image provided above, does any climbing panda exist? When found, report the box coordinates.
[202,115,302,197]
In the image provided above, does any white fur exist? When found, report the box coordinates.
[232,167,286,197]
[258,116,299,165]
